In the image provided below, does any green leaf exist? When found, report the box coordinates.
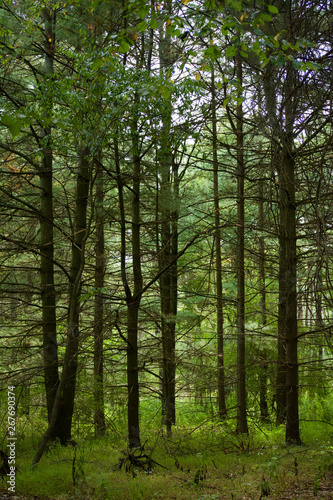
[92,58,104,71]
[150,18,158,29]
[306,61,322,71]
[276,53,287,66]
[267,5,279,14]
[138,7,148,20]
[204,45,222,61]
[252,40,260,52]
[0,115,24,137]
[225,46,237,58]
[137,20,148,31]
[260,13,272,22]
[261,58,270,68]
[160,85,171,99]
[118,40,130,53]
[166,23,175,34]
[223,96,231,107]
[227,0,242,11]
[240,50,248,58]
[290,57,303,70]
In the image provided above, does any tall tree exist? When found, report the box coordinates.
[257,173,269,421]
[93,161,106,437]
[39,5,60,433]
[211,67,227,419]
[235,50,248,435]
[281,56,300,444]
[158,0,177,434]
[114,88,143,448]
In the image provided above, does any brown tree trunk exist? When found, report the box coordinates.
[93,162,106,437]
[236,51,248,434]
[115,99,142,448]
[211,67,227,419]
[39,7,61,435]
[158,0,177,435]
[33,148,91,464]
[262,60,287,425]
[276,171,287,424]
[60,146,91,444]
[258,177,269,421]
[281,56,300,444]
[127,97,142,448]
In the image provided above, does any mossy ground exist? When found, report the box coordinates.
[1,418,333,499]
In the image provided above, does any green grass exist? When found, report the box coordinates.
[2,396,333,499]
[1,416,333,500]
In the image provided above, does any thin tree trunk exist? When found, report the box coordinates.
[169,160,178,426]
[127,92,142,448]
[93,162,106,437]
[158,0,177,435]
[258,177,269,421]
[39,6,60,433]
[115,102,142,449]
[60,146,91,443]
[262,60,287,425]
[282,57,301,444]
[276,172,287,424]
[236,51,248,434]
[211,67,227,419]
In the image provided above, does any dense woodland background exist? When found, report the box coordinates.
[0,0,333,484]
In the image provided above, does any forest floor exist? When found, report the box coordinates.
[1,472,333,499]
[1,420,333,500]
[1,447,333,500]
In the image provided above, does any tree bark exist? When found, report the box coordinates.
[262,60,287,425]
[236,51,248,434]
[258,177,269,421]
[127,93,143,448]
[158,0,177,435]
[211,67,227,419]
[115,100,142,449]
[60,146,91,444]
[39,6,61,434]
[93,161,106,437]
[281,55,300,444]
[33,148,91,463]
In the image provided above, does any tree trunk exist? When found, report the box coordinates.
[169,160,178,427]
[115,97,142,449]
[258,177,269,421]
[60,146,91,444]
[93,162,106,437]
[39,6,61,434]
[236,51,248,434]
[211,67,227,419]
[127,93,142,448]
[158,0,177,435]
[33,148,91,463]
[262,60,287,425]
[276,173,287,424]
[281,59,300,444]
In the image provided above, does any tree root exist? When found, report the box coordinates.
[114,447,167,476]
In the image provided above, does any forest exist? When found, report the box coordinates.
[0,0,333,498]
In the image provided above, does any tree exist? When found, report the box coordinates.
[211,67,227,418]
[93,161,107,437]
[235,49,248,435]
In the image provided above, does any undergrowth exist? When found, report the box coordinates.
[0,417,332,499]
[1,397,333,499]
